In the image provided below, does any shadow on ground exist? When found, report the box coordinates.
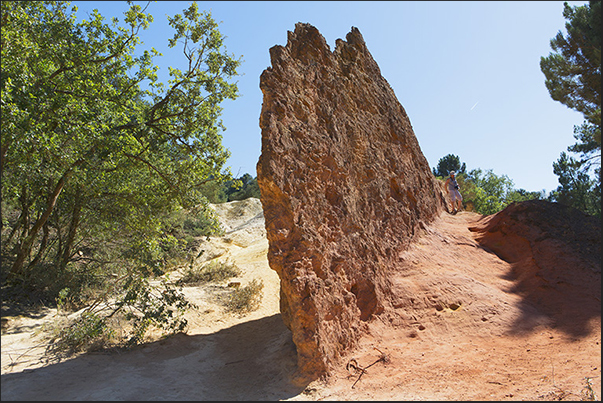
[1,313,306,401]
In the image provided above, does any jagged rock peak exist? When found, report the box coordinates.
[257,23,446,382]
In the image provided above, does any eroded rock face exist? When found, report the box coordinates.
[256,23,446,380]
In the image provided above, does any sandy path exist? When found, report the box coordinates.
[2,198,303,400]
[2,203,600,400]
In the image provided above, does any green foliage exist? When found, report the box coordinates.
[56,287,86,314]
[45,274,193,355]
[46,311,116,357]
[433,154,466,178]
[506,188,547,204]
[458,168,544,215]
[156,204,223,266]
[198,179,229,203]
[1,0,241,342]
[541,1,601,217]
[225,173,261,201]
[433,154,545,215]
[458,169,510,215]
[548,152,600,218]
[223,278,264,315]
[177,260,241,286]
[198,173,261,203]
[116,275,192,346]
[540,1,601,129]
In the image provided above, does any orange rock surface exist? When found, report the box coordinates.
[257,23,446,380]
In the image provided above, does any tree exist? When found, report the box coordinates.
[225,173,261,201]
[540,1,601,130]
[432,154,466,178]
[549,152,600,217]
[1,0,241,304]
[456,168,542,215]
[458,168,512,215]
[506,188,546,204]
[540,0,601,215]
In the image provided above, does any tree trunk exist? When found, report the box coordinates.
[59,191,83,271]
[16,185,30,245]
[28,222,49,269]
[10,171,70,278]
[6,209,25,247]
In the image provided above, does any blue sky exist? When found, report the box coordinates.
[74,1,589,193]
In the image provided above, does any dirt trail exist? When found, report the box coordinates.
[1,203,600,401]
[297,211,601,401]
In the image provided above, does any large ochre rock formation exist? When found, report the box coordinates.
[256,23,447,380]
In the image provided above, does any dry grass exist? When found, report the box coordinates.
[223,278,264,315]
[177,260,241,286]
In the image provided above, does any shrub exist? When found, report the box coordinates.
[45,311,115,357]
[224,279,264,315]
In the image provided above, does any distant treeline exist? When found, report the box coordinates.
[433,153,600,218]
[201,173,261,203]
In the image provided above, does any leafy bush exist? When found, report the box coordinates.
[117,276,193,346]
[44,274,194,356]
[451,169,544,215]
[45,312,115,357]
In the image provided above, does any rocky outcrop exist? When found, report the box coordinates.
[256,23,446,380]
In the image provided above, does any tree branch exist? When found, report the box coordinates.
[123,152,177,191]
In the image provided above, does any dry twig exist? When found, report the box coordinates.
[346,347,390,389]
[583,377,598,401]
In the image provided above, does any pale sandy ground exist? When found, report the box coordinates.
[1,199,600,400]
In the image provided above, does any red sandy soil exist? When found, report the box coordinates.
[301,209,601,401]
[1,205,600,401]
